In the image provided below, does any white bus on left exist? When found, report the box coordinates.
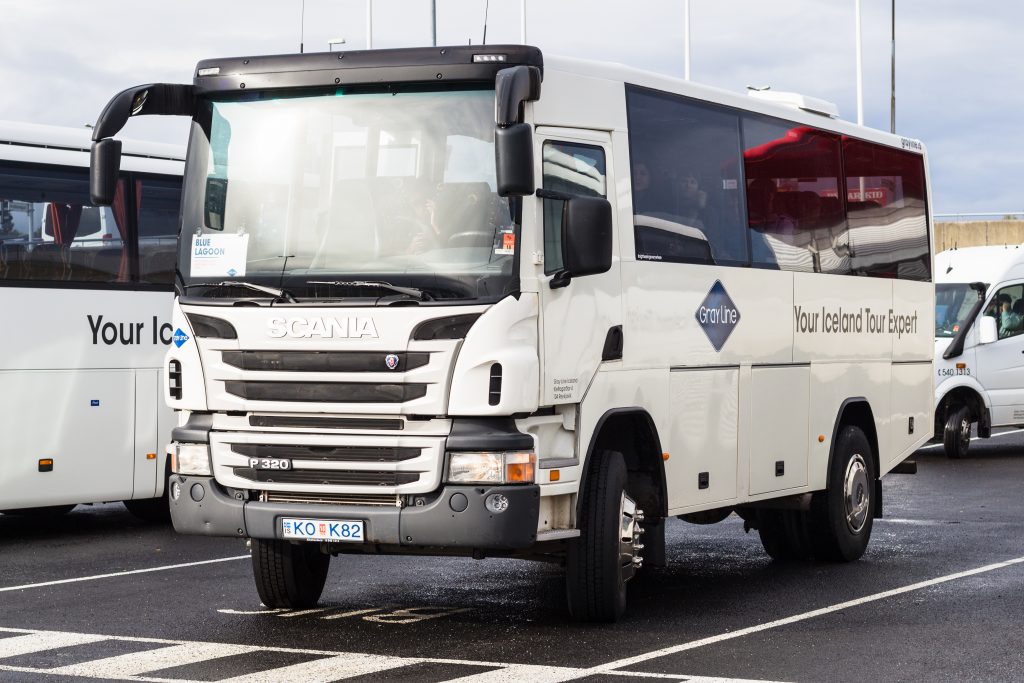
[0,120,183,518]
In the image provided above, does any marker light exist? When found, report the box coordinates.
[447,451,536,484]
[171,443,212,476]
[197,67,221,77]
[473,54,508,63]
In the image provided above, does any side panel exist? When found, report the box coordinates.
[132,369,160,499]
[748,366,810,495]
[0,370,135,508]
[667,367,739,511]
[889,362,933,470]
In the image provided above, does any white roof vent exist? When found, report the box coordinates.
[746,89,840,119]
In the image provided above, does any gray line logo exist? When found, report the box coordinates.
[695,280,740,351]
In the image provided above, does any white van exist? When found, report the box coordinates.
[934,245,1024,457]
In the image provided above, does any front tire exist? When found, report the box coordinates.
[566,450,643,623]
[808,426,875,562]
[251,539,330,608]
[943,405,972,459]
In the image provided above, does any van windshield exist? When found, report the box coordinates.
[179,86,517,304]
[935,283,976,338]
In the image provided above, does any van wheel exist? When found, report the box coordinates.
[251,539,330,608]
[809,426,875,562]
[566,450,643,623]
[756,509,811,561]
[943,406,972,459]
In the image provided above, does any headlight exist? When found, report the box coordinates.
[447,451,535,484]
[171,443,212,476]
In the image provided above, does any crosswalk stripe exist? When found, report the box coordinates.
[0,631,108,659]
[445,663,588,682]
[47,641,258,678]
[217,652,420,682]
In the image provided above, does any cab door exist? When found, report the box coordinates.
[975,281,1024,425]
[535,129,621,405]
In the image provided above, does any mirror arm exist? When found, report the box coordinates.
[549,270,572,290]
[495,66,542,127]
[92,83,195,141]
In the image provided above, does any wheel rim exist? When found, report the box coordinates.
[843,454,870,534]
[617,492,644,583]
[958,417,971,452]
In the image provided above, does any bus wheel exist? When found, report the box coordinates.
[756,509,811,561]
[943,406,972,459]
[809,426,875,562]
[566,450,643,623]
[251,539,330,608]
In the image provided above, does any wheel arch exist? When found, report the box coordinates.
[935,385,988,435]
[828,398,880,489]
[577,407,667,520]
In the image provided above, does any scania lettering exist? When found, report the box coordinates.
[0,120,183,519]
[91,46,934,621]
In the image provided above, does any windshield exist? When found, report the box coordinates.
[179,87,517,303]
[936,283,977,338]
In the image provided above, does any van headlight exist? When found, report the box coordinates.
[171,443,212,476]
[447,451,535,484]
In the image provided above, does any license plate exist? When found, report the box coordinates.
[281,518,364,543]
[248,457,291,471]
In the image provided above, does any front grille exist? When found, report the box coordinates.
[249,415,405,431]
[222,351,429,373]
[231,443,422,463]
[260,490,401,507]
[233,468,420,487]
[224,381,427,403]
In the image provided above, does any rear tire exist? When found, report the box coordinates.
[566,450,642,623]
[251,539,330,608]
[808,425,875,562]
[943,405,971,459]
[756,509,811,561]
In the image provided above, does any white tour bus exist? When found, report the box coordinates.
[91,46,934,621]
[934,245,1024,458]
[0,120,183,519]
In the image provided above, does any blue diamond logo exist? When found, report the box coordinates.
[695,280,740,351]
[227,268,238,276]
[173,328,190,348]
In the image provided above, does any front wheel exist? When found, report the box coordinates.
[808,425,875,562]
[251,539,330,608]
[566,450,644,623]
[943,405,972,459]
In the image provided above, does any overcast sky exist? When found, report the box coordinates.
[1,0,1020,214]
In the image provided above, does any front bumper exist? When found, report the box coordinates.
[169,475,540,550]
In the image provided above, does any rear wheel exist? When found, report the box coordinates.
[251,539,330,608]
[756,509,811,561]
[943,405,972,459]
[808,425,875,562]
[566,450,644,623]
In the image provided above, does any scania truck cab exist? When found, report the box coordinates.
[934,245,1024,458]
[91,45,935,622]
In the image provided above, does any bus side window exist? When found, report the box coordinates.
[541,141,606,275]
[136,176,182,285]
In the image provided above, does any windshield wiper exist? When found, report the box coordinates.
[307,280,434,302]
[184,281,298,303]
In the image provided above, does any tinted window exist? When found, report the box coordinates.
[843,137,930,281]
[627,87,747,266]
[742,118,846,273]
[542,141,606,275]
[137,177,181,285]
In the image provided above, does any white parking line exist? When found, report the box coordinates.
[586,554,1024,675]
[0,555,249,593]
[917,427,1024,449]
[49,642,258,678]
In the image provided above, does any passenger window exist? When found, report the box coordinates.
[542,141,606,275]
[626,88,748,266]
[741,117,845,273]
[985,284,1024,340]
[136,176,182,285]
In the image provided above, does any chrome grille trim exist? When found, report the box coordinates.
[259,490,402,507]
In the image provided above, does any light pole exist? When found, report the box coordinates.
[890,0,896,133]
[431,0,437,47]
[366,0,373,49]
[521,0,527,44]
[684,0,691,80]
[855,0,864,126]
[328,37,346,51]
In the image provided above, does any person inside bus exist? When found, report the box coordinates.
[674,170,707,228]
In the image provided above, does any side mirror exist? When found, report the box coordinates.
[558,195,612,286]
[979,315,998,344]
[204,177,228,230]
[90,139,122,206]
[495,123,535,197]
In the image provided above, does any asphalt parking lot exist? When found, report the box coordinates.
[1,431,1023,683]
